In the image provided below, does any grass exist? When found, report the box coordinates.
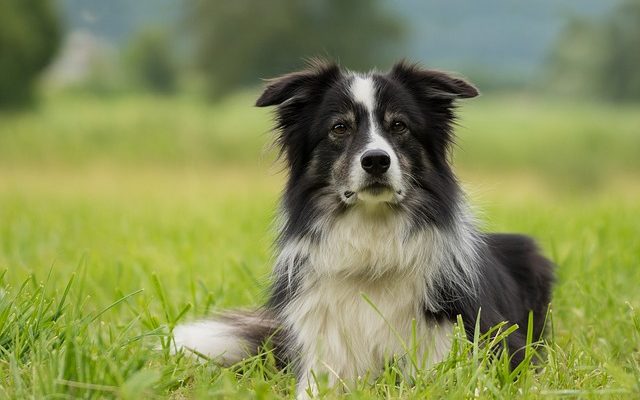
[0,92,639,398]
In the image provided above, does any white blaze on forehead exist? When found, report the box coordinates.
[350,75,376,113]
[349,74,387,150]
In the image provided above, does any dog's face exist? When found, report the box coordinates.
[257,61,478,225]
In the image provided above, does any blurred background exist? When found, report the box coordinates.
[2,3,640,397]
[1,3,639,396]
[0,0,638,184]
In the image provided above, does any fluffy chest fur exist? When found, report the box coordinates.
[278,207,456,384]
[284,274,453,383]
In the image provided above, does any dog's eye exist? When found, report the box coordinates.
[331,123,348,135]
[390,121,407,133]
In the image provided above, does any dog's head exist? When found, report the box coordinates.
[257,60,478,228]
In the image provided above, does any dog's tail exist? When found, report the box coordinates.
[172,310,281,366]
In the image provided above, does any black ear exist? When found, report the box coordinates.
[390,61,479,100]
[256,59,341,107]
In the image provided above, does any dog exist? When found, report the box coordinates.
[172,60,555,398]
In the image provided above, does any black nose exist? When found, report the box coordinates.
[360,149,391,175]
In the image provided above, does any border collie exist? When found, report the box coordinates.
[172,60,554,398]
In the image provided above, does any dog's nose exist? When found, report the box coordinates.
[360,149,391,175]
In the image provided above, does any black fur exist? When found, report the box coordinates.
[427,234,554,366]
[174,60,555,387]
[255,60,554,371]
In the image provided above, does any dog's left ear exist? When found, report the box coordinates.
[390,61,479,100]
[256,59,341,107]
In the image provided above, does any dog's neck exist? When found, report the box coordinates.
[275,200,481,311]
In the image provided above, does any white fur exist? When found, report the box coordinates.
[348,75,403,200]
[172,320,248,364]
[276,204,480,397]
[173,71,485,399]
[290,275,454,396]
[175,74,481,394]
[174,201,480,396]
[350,75,376,111]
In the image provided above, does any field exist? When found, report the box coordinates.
[1,92,639,398]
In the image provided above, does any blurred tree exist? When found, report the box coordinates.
[125,28,178,94]
[0,0,61,107]
[187,0,404,99]
[599,0,640,101]
[547,0,640,101]
[545,19,607,98]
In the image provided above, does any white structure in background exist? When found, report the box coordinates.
[44,30,117,88]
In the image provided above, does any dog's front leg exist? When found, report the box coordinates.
[295,368,320,400]
[295,353,345,399]
[295,365,345,399]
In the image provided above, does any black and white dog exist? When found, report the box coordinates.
[173,61,554,397]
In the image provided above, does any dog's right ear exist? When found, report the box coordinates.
[255,59,341,107]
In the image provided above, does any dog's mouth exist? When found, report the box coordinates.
[342,182,404,204]
[360,182,393,195]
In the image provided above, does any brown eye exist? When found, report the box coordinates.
[331,123,348,135]
[390,121,407,133]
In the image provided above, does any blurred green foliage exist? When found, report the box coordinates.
[547,0,640,101]
[125,28,178,94]
[0,93,638,191]
[0,0,61,108]
[187,0,404,99]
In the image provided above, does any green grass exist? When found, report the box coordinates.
[1,93,639,398]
